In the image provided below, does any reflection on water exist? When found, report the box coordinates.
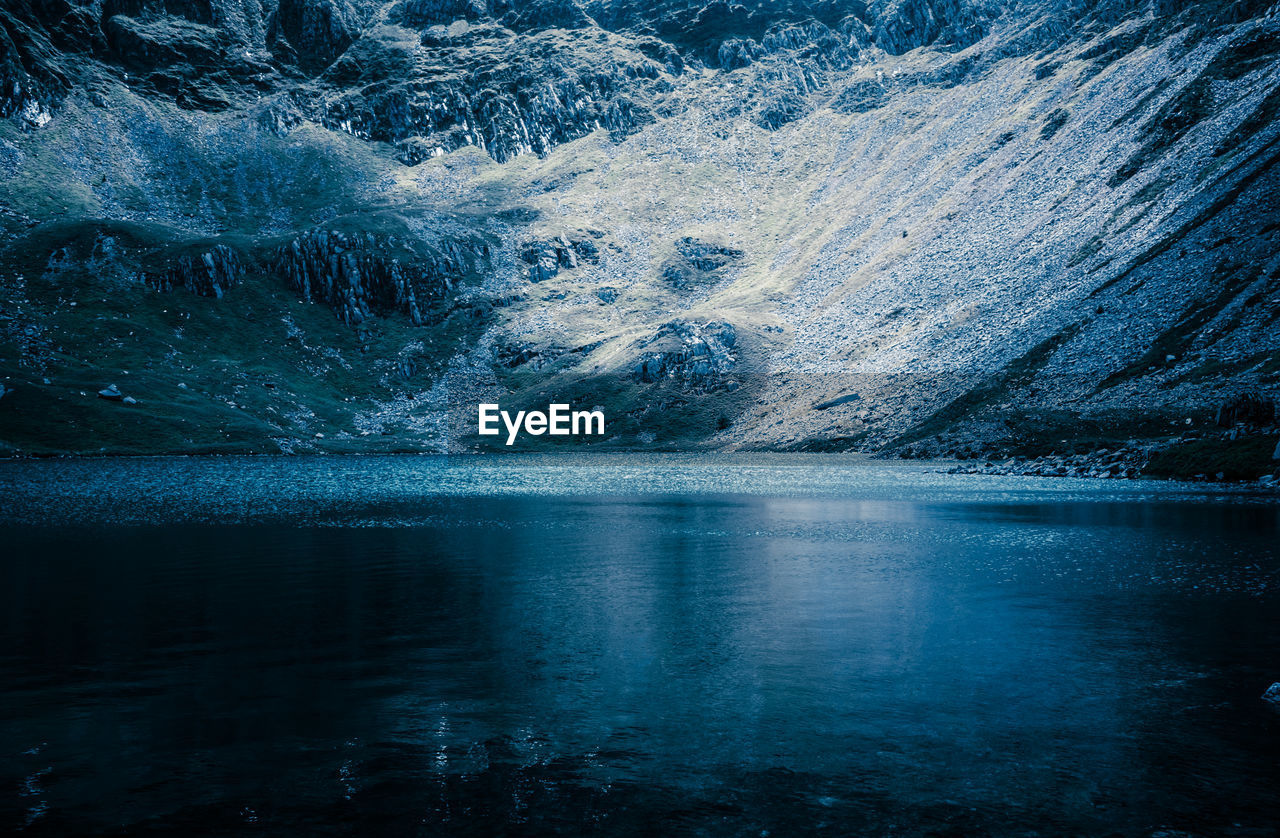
[1,455,1278,835]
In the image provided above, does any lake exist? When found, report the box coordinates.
[1,454,1278,835]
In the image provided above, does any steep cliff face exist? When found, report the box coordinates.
[274,227,490,324]
[0,0,1278,471]
[315,22,676,163]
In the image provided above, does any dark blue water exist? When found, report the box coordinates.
[1,455,1278,835]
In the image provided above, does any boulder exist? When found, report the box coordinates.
[1264,682,1280,705]
[519,236,599,283]
[98,384,123,401]
[814,393,861,411]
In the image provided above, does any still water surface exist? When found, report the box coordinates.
[1,455,1278,835]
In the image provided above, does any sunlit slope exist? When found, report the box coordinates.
[0,0,1277,465]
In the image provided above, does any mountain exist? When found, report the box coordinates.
[1,0,1279,477]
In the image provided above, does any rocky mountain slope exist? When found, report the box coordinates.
[1,0,1279,476]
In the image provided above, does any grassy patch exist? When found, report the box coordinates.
[995,408,1204,457]
[0,255,489,455]
[1144,435,1278,480]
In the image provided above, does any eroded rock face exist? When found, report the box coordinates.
[269,0,368,73]
[1,0,1262,150]
[519,235,600,282]
[150,245,244,298]
[661,238,742,290]
[391,0,488,29]
[274,229,490,325]
[321,25,673,163]
[0,3,70,126]
[633,321,737,389]
[867,0,990,55]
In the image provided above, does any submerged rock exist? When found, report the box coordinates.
[1264,682,1280,705]
[98,384,123,401]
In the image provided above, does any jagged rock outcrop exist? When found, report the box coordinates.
[504,0,597,32]
[274,229,489,325]
[320,24,673,163]
[3,0,281,115]
[633,320,738,389]
[0,3,70,126]
[391,0,488,29]
[867,0,991,55]
[1215,393,1277,428]
[519,234,600,282]
[718,18,870,70]
[269,0,367,74]
[103,15,223,70]
[661,237,743,290]
[150,244,244,298]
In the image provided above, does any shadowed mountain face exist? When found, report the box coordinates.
[1,0,1279,468]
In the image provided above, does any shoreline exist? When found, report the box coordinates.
[2,446,1278,492]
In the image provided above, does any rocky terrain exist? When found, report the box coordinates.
[1,0,1279,479]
